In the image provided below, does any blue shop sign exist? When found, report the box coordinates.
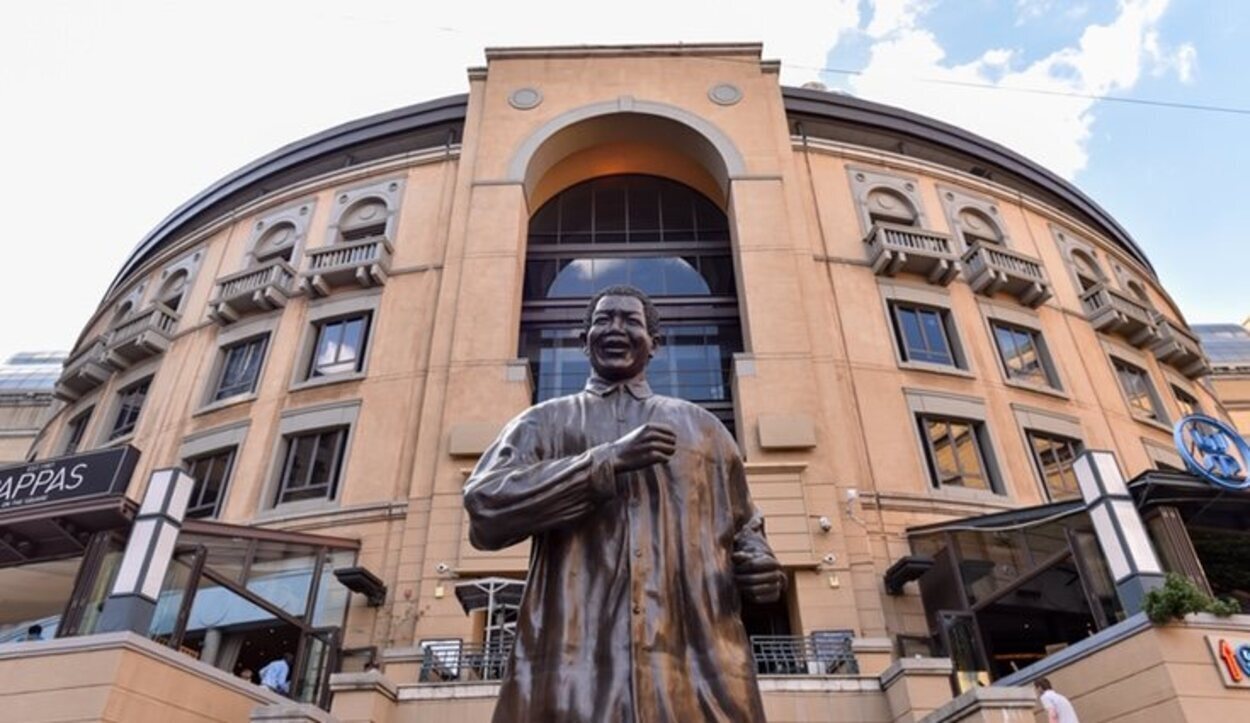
[1173,414,1250,492]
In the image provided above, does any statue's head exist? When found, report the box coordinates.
[580,285,661,382]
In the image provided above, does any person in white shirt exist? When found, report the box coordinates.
[1034,677,1080,723]
[259,653,293,695]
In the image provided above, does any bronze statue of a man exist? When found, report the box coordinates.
[464,285,784,722]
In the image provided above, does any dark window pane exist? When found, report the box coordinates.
[660,185,695,241]
[699,255,736,296]
[185,448,236,518]
[276,429,347,505]
[523,259,559,300]
[530,199,559,236]
[110,379,150,440]
[64,409,92,454]
[694,196,728,239]
[216,336,268,400]
[628,183,661,240]
[594,180,627,235]
[559,184,592,244]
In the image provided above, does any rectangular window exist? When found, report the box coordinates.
[215,336,268,401]
[184,448,236,519]
[1113,359,1164,422]
[918,415,993,491]
[275,427,348,505]
[991,322,1058,389]
[1172,385,1200,418]
[63,408,93,455]
[109,378,151,440]
[1026,431,1085,501]
[891,303,957,367]
[308,314,370,378]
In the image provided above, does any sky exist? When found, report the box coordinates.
[0,0,1245,361]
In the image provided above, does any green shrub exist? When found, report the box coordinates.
[1141,573,1241,623]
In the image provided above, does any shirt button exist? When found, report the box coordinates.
[632,605,642,614]
[633,548,642,558]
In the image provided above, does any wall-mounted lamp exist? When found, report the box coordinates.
[334,566,388,607]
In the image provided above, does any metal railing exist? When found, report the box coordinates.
[750,634,859,676]
[214,258,296,301]
[415,634,859,683]
[418,639,512,683]
[305,236,391,272]
[109,303,179,346]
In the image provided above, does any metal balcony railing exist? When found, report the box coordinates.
[105,303,180,368]
[1080,283,1159,348]
[418,639,512,683]
[750,634,859,676]
[864,222,961,285]
[962,241,1052,308]
[1151,313,1211,379]
[55,334,114,401]
[415,634,859,684]
[300,236,393,296]
[208,258,297,324]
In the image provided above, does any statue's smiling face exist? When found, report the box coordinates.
[583,295,656,381]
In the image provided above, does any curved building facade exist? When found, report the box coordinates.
[6,44,1247,721]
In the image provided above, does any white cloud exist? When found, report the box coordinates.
[0,0,862,358]
[842,0,1196,179]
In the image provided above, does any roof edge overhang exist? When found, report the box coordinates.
[104,79,1157,304]
[107,93,469,294]
[782,86,1155,276]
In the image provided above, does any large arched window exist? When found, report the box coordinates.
[519,175,743,435]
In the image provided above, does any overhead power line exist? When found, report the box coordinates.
[781,60,1250,117]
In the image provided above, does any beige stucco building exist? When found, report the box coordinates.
[4,44,1249,722]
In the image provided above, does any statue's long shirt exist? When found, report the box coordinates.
[464,375,774,723]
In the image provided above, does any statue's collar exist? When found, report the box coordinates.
[584,374,653,399]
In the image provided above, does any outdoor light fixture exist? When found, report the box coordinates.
[335,566,388,607]
[883,555,935,595]
[1074,450,1164,613]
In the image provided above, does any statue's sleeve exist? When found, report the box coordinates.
[723,427,776,559]
[463,408,617,551]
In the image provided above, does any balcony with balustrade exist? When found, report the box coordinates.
[299,236,393,297]
[962,241,1052,308]
[1151,313,1211,379]
[1080,283,1159,348]
[104,303,180,369]
[54,335,115,402]
[413,633,859,685]
[207,259,298,324]
[864,223,961,285]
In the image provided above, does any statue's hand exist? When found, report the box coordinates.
[609,423,677,474]
[733,550,785,604]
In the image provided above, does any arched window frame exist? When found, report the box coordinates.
[324,178,405,248]
[518,174,743,435]
[848,168,928,236]
[938,185,1008,251]
[244,200,315,268]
